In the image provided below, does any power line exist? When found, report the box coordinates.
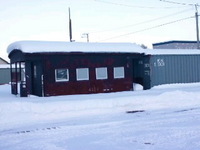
[159,0,199,7]
[94,0,186,9]
[98,16,195,42]
[159,1,199,48]
[91,8,193,34]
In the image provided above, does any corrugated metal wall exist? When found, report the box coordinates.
[150,55,200,87]
[0,69,11,84]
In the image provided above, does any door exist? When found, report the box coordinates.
[132,59,144,85]
[31,62,43,96]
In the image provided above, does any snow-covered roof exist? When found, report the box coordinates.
[0,57,9,64]
[7,41,200,55]
[145,49,200,55]
[0,64,10,69]
[7,41,144,54]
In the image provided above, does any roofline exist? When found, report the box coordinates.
[24,51,142,55]
[153,40,197,46]
[9,50,143,56]
[7,41,144,54]
[0,57,9,64]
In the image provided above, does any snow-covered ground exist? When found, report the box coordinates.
[0,83,200,150]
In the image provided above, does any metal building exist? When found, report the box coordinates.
[0,57,9,64]
[0,57,10,84]
[0,64,11,84]
[143,50,200,88]
[153,40,198,49]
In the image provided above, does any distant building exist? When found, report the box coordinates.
[0,57,10,84]
[153,40,198,49]
[0,57,23,85]
[0,57,9,64]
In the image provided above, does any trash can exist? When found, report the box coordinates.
[20,81,27,97]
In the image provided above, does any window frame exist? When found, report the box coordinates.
[95,67,108,80]
[76,68,89,81]
[55,68,69,82]
[114,67,125,79]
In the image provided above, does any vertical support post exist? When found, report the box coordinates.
[195,4,200,49]
[69,7,72,42]
[86,33,89,42]
[81,33,89,42]
[19,62,22,96]
[15,62,18,95]
[19,62,21,81]
[41,75,44,97]
[10,63,13,94]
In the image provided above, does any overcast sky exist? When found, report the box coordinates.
[0,0,199,61]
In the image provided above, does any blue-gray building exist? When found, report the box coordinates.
[0,57,10,84]
[153,40,198,49]
[147,54,200,88]
[132,49,200,89]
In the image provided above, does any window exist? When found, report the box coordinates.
[76,68,89,81]
[96,67,108,80]
[55,69,69,82]
[114,67,125,79]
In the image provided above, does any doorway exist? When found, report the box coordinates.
[132,59,144,86]
[31,62,43,96]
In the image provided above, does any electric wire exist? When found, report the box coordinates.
[97,15,195,42]
[92,0,198,42]
[94,0,187,9]
[159,0,199,7]
[90,8,193,34]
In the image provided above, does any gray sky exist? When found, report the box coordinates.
[0,0,199,61]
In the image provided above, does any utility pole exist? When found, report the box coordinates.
[69,7,73,42]
[81,33,89,42]
[195,4,200,49]
[160,1,200,49]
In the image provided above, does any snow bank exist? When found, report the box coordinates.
[1,83,200,150]
[1,83,200,130]
[133,83,143,91]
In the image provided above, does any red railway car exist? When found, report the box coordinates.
[7,41,145,97]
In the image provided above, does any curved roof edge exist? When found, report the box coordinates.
[7,41,144,54]
[7,40,200,56]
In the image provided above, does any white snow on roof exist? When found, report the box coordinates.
[7,40,200,55]
[7,41,144,54]
[145,49,200,55]
[0,64,10,69]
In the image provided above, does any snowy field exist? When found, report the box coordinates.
[0,83,200,150]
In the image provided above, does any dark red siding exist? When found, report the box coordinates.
[9,50,143,97]
[42,53,134,96]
